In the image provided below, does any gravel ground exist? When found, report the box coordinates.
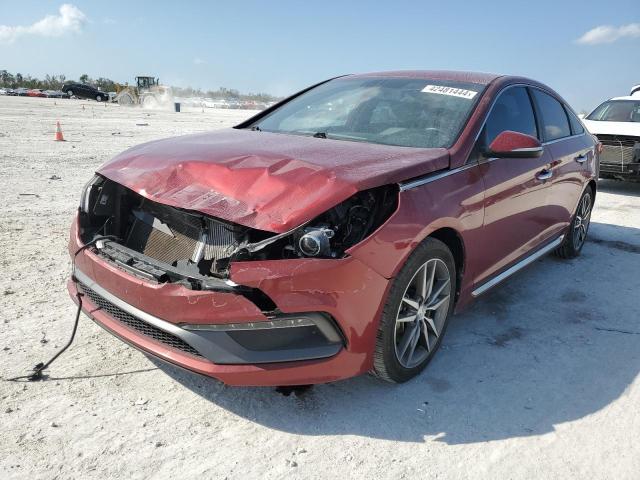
[1,96,639,480]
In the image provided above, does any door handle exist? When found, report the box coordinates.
[536,169,553,181]
[574,154,588,164]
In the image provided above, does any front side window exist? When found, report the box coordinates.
[531,89,571,141]
[484,86,538,146]
[249,77,485,149]
[587,100,640,123]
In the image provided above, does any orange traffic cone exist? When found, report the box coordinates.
[55,121,65,141]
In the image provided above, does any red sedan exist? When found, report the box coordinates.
[26,89,47,98]
[69,71,597,386]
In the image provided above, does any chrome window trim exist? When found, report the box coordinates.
[399,162,478,191]
[400,83,588,192]
[472,83,586,146]
[541,131,586,146]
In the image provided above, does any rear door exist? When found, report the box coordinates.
[473,86,558,285]
[529,88,594,230]
[79,84,91,98]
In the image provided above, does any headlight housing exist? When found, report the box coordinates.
[79,175,101,213]
[235,184,399,262]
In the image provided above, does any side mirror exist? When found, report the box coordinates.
[484,131,543,159]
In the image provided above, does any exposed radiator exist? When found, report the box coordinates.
[124,205,240,272]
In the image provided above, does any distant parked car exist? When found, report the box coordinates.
[0,88,6,95]
[43,90,68,98]
[15,88,29,96]
[62,83,109,102]
[27,89,47,98]
[583,86,640,181]
[5,88,17,96]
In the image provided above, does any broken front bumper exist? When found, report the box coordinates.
[68,216,390,386]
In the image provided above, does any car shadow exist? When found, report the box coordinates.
[151,221,640,445]
[598,178,640,198]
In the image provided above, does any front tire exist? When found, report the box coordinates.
[555,187,593,259]
[372,238,456,383]
[95,95,102,102]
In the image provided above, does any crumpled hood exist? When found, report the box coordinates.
[98,128,449,233]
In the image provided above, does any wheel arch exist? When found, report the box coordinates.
[587,179,597,201]
[570,179,597,219]
[426,227,465,303]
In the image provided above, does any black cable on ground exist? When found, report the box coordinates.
[6,235,119,382]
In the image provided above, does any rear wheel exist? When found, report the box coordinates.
[555,187,593,259]
[95,95,102,102]
[67,89,74,97]
[372,238,456,383]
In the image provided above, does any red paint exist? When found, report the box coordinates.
[488,131,541,153]
[69,217,389,386]
[98,129,449,233]
[70,71,597,386]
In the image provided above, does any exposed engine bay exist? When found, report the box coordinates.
[78,176,398,289]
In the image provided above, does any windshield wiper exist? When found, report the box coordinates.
[250,125,262,131]
[313,132,327,139]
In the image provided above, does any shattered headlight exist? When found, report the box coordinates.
[237,185,398,261]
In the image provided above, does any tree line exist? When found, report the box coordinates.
[0,70,281,102]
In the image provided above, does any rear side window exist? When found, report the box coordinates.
[531,89,571,141]
[484,87,537,146]
[565,107,584,135]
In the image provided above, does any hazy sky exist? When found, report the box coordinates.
[1,0,638,112]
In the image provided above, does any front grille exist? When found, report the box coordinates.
[78,282,202,357]
[596,134,639,165]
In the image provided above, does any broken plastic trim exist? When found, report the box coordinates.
[75,269,343,365]
[94,240,277,311]
[242,221,310,254]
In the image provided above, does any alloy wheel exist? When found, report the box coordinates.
[573,192,592,250]
[393,258,452,368]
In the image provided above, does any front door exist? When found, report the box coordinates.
[473,86,557,286]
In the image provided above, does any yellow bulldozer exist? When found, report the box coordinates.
[114,76,172,107]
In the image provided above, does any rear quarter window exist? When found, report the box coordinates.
[565,107,584,135]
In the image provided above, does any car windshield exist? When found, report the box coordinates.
[250,77,485,148]
[587,100,640,123]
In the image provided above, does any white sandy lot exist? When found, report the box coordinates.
[0,96,639,480]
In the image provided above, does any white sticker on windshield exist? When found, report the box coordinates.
[421,85,478,99]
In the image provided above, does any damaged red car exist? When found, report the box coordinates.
[69,71,597,386]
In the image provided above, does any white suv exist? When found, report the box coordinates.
[583,86,640,181]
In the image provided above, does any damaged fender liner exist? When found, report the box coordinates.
[96,240,277,312]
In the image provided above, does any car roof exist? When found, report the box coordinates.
[347,70,503,85]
